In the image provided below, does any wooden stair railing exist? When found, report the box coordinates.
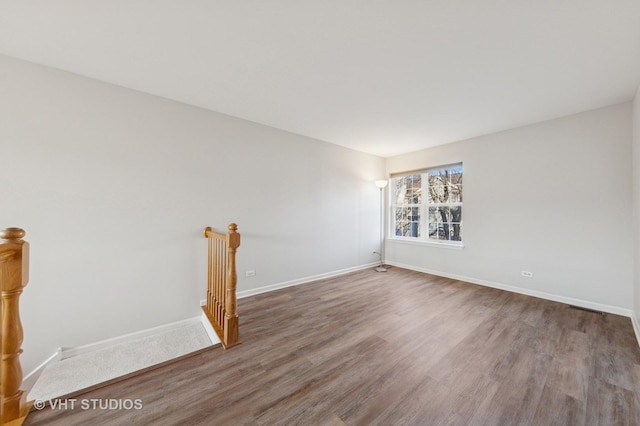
[203,224,240,348]
[1,228,31,425]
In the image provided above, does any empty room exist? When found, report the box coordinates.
[2,1,640,425]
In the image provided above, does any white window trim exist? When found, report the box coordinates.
[388,165,463,247]
[388,235,465,250]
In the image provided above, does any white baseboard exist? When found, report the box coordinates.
[387,261,633,317]
[632,312,640,348]
[236,262,379,299]
[22,349,62,393]
[200,311,221,346]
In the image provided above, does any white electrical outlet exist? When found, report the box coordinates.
[521,271,533,278]
[245,270,256,277]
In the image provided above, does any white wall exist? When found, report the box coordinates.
[386,103,633,312]
[633,86,640,322]
[0,55,384,373]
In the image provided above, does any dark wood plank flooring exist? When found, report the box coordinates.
[25,267,640,425]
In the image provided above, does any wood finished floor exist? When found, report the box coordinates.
[25,267,640,425]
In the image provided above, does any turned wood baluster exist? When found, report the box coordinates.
[206,230,214,324]
[0,228,29,424]
[203,224,240,348]
[224,224,240,346]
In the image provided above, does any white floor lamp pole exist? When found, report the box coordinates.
[374,179,388,272]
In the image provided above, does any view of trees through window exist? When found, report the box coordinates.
[391,165,463,242]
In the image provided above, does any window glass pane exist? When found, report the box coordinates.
[449,204,463,241]
[429,223,450,240]
[428,168,464,203]
[391,164,462,243]
[428,207,463,241]
[450,222,462,241]
[428,206,443,223]
[394,174,421,204]
[428,170,448,203]
[449,205,462,223]
[449,167,463,185]
[428,222,439,240]
[429,206,463,222]
[428,207,443,240]
[394,207,421,238]
[447,185,462,202]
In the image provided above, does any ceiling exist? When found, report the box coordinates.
[1,1,639,158]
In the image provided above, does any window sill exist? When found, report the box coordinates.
[387,237,465,250]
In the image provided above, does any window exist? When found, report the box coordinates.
[391,164,463,244]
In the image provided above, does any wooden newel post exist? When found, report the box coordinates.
[225,223,240,346]
[0,228,30,424]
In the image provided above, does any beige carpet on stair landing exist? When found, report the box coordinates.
[28,321,215,402]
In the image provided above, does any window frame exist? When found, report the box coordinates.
[388,164,464,248]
